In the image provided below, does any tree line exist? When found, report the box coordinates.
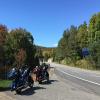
[0,25,40,75]
[54,12,100,70]
[36,46,56,62]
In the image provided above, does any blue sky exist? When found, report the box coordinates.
[0,0,100,47]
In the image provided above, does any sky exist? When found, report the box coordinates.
[0,0,100,47]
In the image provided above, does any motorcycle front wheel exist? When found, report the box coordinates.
[29,81,34,88]
[28,76,34,88]
[16,89,21,94]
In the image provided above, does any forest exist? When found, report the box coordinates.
[0,26,40,79]
[54,12,100,70]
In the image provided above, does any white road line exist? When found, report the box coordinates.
[57,68,100,86]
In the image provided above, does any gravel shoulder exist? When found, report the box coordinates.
[0,92,15,100]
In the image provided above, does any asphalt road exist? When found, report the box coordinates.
[50,63,100,96]
[4,63,100,100]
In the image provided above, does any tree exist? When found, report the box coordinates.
[56,26,78,64]
[88,13,100,43]
[88,13,100,69]
[5,28,36,67]
[15,48,26,67]
[0,24,8,66]
[90,40,100,69]
[76,22,88,48]
[56,30,70,59]
[0,24,7,45]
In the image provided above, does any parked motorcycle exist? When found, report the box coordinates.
[8,66,34,94]
[33,65,49,84]
[38,69,49,84]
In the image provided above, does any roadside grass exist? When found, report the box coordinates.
[58,58,99,71]
[0,80,11,91]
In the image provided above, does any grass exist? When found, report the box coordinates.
[0,80,11,91]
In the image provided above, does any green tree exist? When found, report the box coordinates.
[88,13,100,43]
[76,22,88,48]
[88,13,100,68]
[5,28,36,67]
[0,24,8,66]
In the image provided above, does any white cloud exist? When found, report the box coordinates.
[53,43,58,47]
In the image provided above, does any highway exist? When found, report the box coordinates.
[51,63,100,96]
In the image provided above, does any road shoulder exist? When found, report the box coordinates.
[0,92,15,100]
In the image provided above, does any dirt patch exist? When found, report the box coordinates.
[0,92,16,100]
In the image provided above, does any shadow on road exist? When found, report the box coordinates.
[40,79,59,85]
[21,86,46,96]
[0,87,10,92]
[20,80,58,96]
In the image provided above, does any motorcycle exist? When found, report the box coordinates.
[8,67,34,94]
[33,65,49,84]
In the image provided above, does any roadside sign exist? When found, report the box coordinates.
[82,48,89,57]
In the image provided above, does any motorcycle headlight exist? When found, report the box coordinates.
[8,68,17,80]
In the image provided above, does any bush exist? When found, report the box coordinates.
[61,57,75,66]
[75,58,94,70]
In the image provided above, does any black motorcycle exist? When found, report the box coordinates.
[33,65,49,84]
[8,67,34,94]
[38,69,49,84]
